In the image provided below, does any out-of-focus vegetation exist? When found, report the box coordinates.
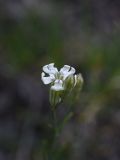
[0,0,120,160]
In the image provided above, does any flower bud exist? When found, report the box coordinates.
[60,75,75,101]
[72,74,84,100]
[49,89,62,109]
[64,75,75,91]
[74,74,84,89]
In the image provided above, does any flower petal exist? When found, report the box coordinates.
[51,80,64,91]
[60,65,70,73]
[43,63,58,74]
[69,67,76,75]
[41,72,55,84]
[60,65,76,80]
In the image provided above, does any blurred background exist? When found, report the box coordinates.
[0,0,120,160]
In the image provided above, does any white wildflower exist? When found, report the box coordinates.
[41,63,75,91]
[41,63,83,107]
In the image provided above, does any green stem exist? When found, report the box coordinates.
[51,108,58,139]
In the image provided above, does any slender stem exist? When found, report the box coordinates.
[51,108,58,139]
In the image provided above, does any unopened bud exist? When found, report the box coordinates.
[49,89,62,110]
[64,75,75,92]
[74,74,84,89]
[72,74,84,100]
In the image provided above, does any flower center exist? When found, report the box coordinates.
[55,72,64,81]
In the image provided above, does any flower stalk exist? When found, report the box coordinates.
[41,63,84,160]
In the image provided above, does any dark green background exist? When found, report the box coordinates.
[0,0,120,159]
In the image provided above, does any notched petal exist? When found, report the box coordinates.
[70,67,75,74]
[51,80,64,91]
[60,65,76,80]
[60,65,70,73]
[41,72,54,85]
[43,63,58,74]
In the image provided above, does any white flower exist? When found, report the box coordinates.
[41,63,84,107]
[41,63,76,91]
